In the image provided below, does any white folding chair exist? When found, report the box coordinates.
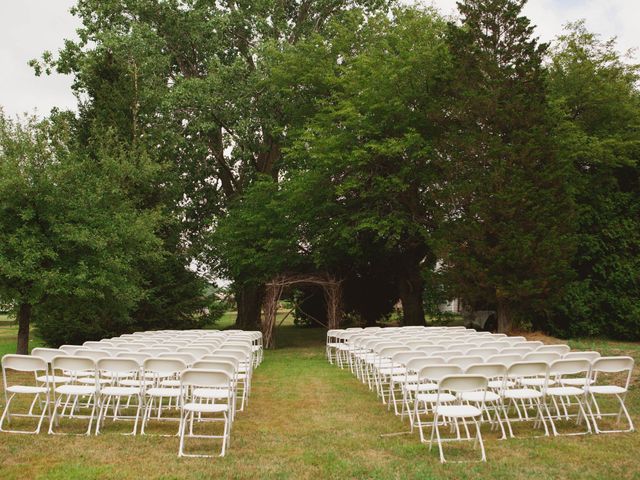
[141,358,188,435]
[543,359,592,436]
[413,365,462,443]
[95,358,143,435]
[464,363,508,438]
[586,356,634,434]
[178,369,234,457]
[0,355,51,434]
[48,356,98,435]
[430,375,488,463]
[501,361,549,438]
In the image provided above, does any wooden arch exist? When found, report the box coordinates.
[262,274,343,348]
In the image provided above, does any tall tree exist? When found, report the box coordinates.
[546,22,640,339]
[440,0,575,332]
[0,111,161,351]
[284,8,453,325]
[35,0,389,330]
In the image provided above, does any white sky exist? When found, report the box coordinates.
[1,0,638,118]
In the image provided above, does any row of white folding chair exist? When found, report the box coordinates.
[410,357,634,446]
[366,348,582,411]
[0,354,238,456]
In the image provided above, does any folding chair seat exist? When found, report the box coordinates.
[585,356,634,434]
[429,375,489,463]
[501,362,549,438]
[178,369,235,457]
[48,356,98,435]
[0,355,51,434]
[95,358,143,435]
[543,359,592,436]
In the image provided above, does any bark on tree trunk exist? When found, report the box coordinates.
[235,283,264,330]
[16,302,32,355]
[397,261,426,326]
[496,298,513,334]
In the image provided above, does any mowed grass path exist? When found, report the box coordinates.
[0,323,639,479]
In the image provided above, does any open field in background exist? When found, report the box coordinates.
[0,315,638,479]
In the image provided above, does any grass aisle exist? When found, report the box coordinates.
[0,325,639,479]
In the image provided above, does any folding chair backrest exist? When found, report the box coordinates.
[436,351,465,361]
[206,355,240,370]
[501,347,534,355]
[405,357,436,373]
[418,364,463,382]
[536,345,570,355]
[523,352,562,363]
[465,363,507,378]
[59,345,84,354]
[51,356,95,374]
[465,348,500,358]
[563,351,600,362]
[157,352,196,365]
[192,360,236,377]
[548,359,590,376]
[378,347,411,360]
[413,345,446,356]
[445,343,473,353]
[116,352,152,365]
[591,356,634,373]
[448,356,484,370]
[143,358,188,376]
[97,358,140,375]
[2,354,48,372]
[507,361,548,378]
[180,369,231,389]
[121,343,148,351]
[83,341,108,349]
[487,354,522,367]
[177,347,211,359]
[31,348,63,363]
[439,374,488,393]
[139,347,172,355]
[99,347,130,356]
[74,349,109,361]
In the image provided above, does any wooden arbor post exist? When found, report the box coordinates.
[261,274,343,349]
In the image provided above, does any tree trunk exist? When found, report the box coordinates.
[397,261,426,326]
[235,283,264,330]
[496,298,513,334]
[16,302,32,354]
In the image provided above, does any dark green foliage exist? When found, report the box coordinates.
[439,0,575,332]
[0,113,162,348]
[284,8,453,325]
[546,23,640,339]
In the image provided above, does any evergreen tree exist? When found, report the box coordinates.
[546,22,640,339]
[440,0,575,332]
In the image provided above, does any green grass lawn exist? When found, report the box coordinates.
[0,319,639,479]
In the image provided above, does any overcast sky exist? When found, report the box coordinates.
[1,0,638,118]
